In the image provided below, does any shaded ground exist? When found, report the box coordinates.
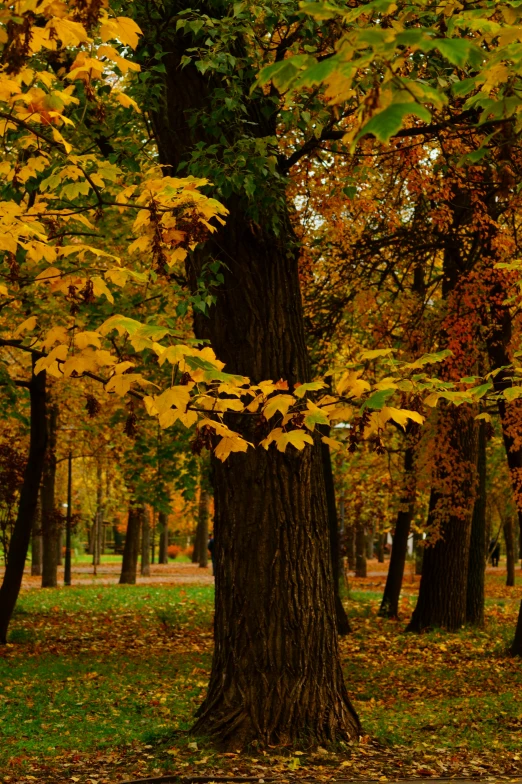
[1,562,522,783]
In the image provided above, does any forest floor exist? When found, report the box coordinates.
[1,561,522,784]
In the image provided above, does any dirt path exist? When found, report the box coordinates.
[0,561,215,589]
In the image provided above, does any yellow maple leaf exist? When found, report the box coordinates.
[214,436,250,462]
[263,393,295,420]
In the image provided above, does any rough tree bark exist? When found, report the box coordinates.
[379,443,416,619]
[483,268,522,650]
[141,507,151,577]
[139,5,361,744]
[119,506,141,585]
[0,366,47,644]
[466,420,487,626]
[158,510,169,564]
[407,405,478,632]
[41,404,58,588]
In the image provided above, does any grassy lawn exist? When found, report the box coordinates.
[1,576,522,782]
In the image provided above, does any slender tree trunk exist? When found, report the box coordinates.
[346,524,355,571]
[0,366,47,644]
[158,511,168,564]
[376,533,385,563]
[366,527,374,560]
[407,405,478,632]
[466,420,487,626]
[195,485,209,569]
[141,507,151,577]
[379,444,416,619]
[355,513,367,578]
[321,440,350,635]
[414,533,423,575]
[31,503,42,577]
[119,506,141,585]
[512,600,522,656]
[504,515,516,587]
[93,460,103,567]
[41,404,59,588]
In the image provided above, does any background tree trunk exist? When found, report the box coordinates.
[355,513,367,578]
[376,533,385,563]
[466,420,487,626]
[414,532,424,575]
[41,404,58,589]
[0,366,47,644]
[31,503,42,577]
[119,506,141,585]
[504,515,515,588]
[346,524,356,571]
[141,507,151,577]
[195,486,209,569]
[379,444,416,618]
[158,511,168,564]
[321,440,350,635]
[407,405,478,632]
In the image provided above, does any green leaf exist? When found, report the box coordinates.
[362,388,396,410]
[358,103,432,144]
[436,38,480,67]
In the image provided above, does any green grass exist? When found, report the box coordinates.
[2,576,522,781]
[1,585,214,773]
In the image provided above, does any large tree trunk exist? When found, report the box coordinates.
[41,404,59,588]
[119,506,141,585]
[466,420,487,626]
[141,507,151,577]
[504,515,516,588]
[483,269,522,649]
[0,366,47,644]
[141,8,360,745]
[158,511,169,564]
[407,405,477,632]
[321,440,350,635]
[379,444,416,619]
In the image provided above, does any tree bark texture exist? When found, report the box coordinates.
[119,506,141,585]
[0,367,47,644]
[379,444,416,619]
[158,511,169,564]
[140,8,361,745]
[41,404,59,588]
[407,405,478,632]
[321,440,350,635]
[466,420,487,626]
[141,507,151,577]
[504,516,516,588]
